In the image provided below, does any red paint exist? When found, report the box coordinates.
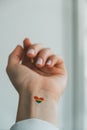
[34,96,44,101]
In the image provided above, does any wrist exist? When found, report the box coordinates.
[16,88,58,126]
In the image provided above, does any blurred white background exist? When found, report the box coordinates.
[0,0,87,130]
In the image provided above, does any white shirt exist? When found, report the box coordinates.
[10,119,59,130]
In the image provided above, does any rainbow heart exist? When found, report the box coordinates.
[34,96,44,103]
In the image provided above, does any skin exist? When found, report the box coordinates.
[6,38,67,126]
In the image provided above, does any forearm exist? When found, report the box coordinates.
[16,89,58,126]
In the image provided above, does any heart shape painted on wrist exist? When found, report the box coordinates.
[34,96,44,103]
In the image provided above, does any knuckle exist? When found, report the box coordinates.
[49,55,57,60]
[43,48,51,51]
[29,44,43,50]
[38,52,46,58]
[39,48,52,55]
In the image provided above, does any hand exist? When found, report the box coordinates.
[6,38,67,100]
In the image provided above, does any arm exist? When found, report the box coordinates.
[6,38,67,129]
[16,89,58,126]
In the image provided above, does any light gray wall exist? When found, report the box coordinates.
[0,1,85,130]
[0,0,65,129]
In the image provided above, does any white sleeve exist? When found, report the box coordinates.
[10,118,59,130]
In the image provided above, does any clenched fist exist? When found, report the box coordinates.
[6,38,67,101]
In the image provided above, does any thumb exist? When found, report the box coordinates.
[7,45,23,65]
[23,38,32,51]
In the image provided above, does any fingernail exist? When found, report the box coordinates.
[46,60,52,65]
[36,58,43,65]
[27,49,35,55]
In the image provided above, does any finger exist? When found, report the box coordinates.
[55,56,67,74]
[46,55,58,68]
[7,45,23,65]
[23,38,32,50]
[35,48,53,68]
[46,55,67,75]
[55,56,67,75]
[26,44,43,58]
